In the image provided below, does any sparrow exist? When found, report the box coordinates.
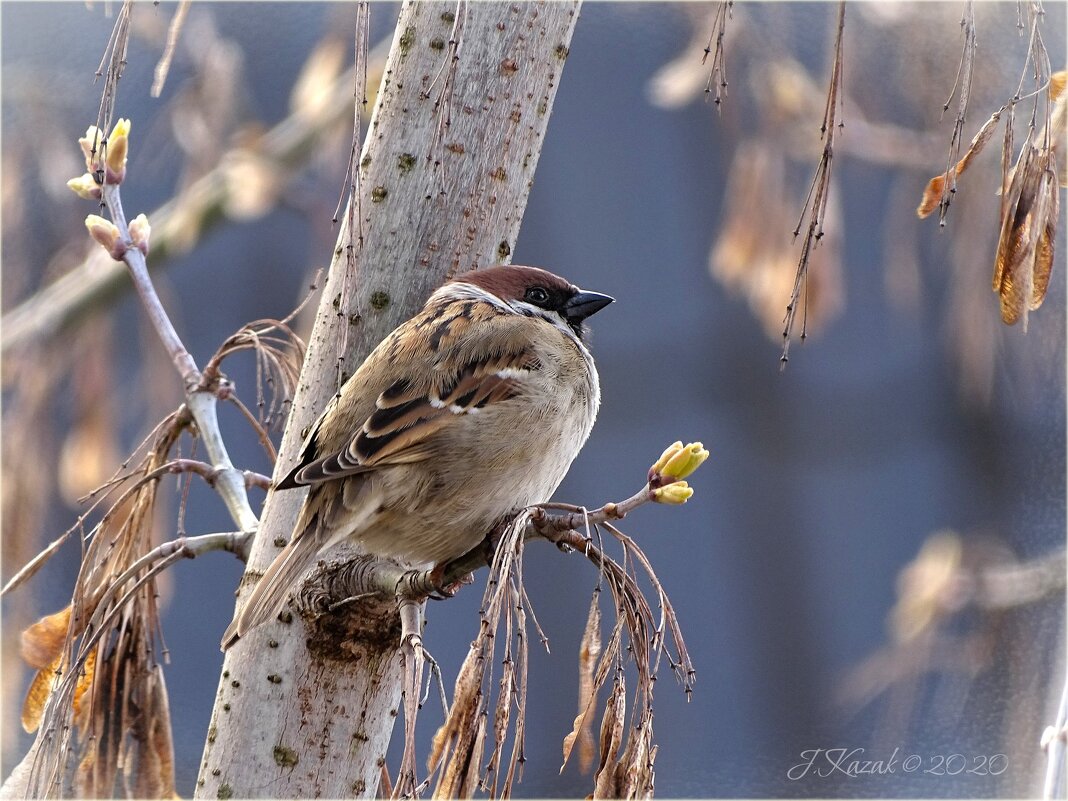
[222,265,612,649]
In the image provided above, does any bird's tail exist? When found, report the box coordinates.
[220,514,323,651]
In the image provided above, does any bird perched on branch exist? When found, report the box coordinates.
[222,265,612,649]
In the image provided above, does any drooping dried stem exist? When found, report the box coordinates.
[934,0,977,224]
[701,1,733,108]
[781,0,845,369]
[989,1,1059,330]
[93,0,132,145]
[428,511,535,799]
[21,419,185,798]
[0,409,194,603]
[552,521,693,797]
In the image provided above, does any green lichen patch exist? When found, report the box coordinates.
[273,745,299,768]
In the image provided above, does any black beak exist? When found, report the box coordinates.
[564,290,614,322]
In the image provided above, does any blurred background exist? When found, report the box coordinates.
[2,2,1065,797]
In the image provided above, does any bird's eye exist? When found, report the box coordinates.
[525,286,550,305]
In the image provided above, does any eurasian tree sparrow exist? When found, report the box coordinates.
[222,265,612,648]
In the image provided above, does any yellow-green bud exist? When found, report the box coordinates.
[67,172,101,200]
[652,481,693,505]
[105,118,131,180]
[660,442,709,480]
[650,441,684,475]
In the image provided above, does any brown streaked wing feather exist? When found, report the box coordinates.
[353,350,536,465]
[277,299,543,488]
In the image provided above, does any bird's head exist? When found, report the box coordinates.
[450,264,614,339]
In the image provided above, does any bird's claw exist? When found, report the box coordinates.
[427,564,474,600]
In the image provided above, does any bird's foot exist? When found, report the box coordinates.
[427,563,474,600]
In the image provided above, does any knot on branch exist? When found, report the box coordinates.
[293,549,402,657]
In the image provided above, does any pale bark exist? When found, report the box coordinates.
[194,2,580,798]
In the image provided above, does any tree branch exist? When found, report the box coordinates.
[96,178,262,538]
[101,183,199,386]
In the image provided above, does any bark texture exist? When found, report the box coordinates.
[195,3,580,797]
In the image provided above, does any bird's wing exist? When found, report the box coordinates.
[276,309,543,489]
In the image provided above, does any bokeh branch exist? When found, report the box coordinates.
[0,36,391,358]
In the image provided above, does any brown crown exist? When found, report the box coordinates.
[454,265,574,301]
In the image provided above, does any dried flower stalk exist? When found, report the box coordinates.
[702,1,733,108]
[781,0,846,368]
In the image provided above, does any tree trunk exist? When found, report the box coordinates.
[195,2,580,797]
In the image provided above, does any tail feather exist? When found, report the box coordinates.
[220,522,324,650]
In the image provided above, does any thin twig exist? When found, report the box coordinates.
[86,530,252,624]
[101,183,200,386]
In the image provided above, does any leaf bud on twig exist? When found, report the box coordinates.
[84,214,126,260]
[652,481,694,505]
